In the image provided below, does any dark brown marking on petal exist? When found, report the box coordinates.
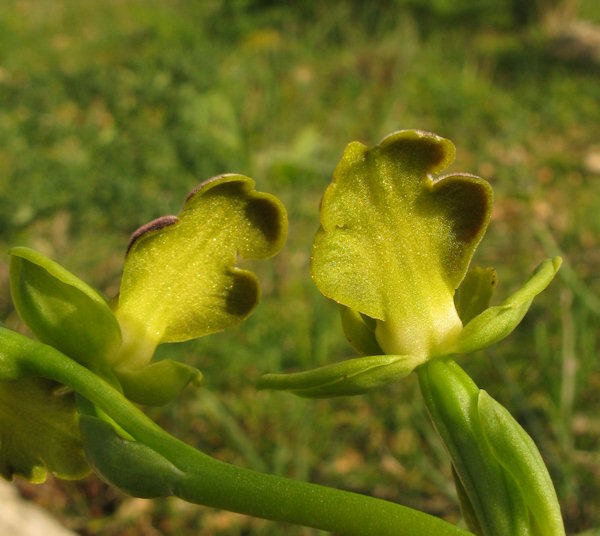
[418,175,492,244]
[441,181,491,244]
[126,215,179,255]
[245,197,284,243]
[380,134,451,173]
[225,272,259,317]
[186,174,231,203]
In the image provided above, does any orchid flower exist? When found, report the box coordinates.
[259,130,560,397]
[4,174,286,480]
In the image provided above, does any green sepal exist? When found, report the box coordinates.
[115,174,287,369]
[115,359,203,406]
[339,306,383,355]
[449,258,561,355]
[478,390,565,536]
[311,130,492,357]
[0,377,89,482]
[79,413,183,498]
[9,247,122,369]
[258,354,424,398]
[454,267,497,325]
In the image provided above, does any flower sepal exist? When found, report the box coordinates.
[454,266,498,325]
[9,247,122,371]
[115,359,203,406]
[448,257,562,355]
[257,353,424,397]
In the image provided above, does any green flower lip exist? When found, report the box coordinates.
[114,173,288,367]
[311,129,493,357]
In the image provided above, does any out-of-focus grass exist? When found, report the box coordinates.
[1,0,600,534]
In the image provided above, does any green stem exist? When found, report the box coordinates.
[2,329,471,536]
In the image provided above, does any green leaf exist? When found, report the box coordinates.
[449,258,561,355]
[0,377,89,482]
[258,354,424,397]
[79,414,183,498]
[418,359,530,535]
[451,464,484,536]
[115,359,203,406]
[454,267,497,325]
[339,306,383,355]
[478,390,566,536]
[115,174,287,369]
[311,130,492,358]
[9,247,122,370]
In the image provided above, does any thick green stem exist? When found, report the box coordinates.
[2,329,471,536]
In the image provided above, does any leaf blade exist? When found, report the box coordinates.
[478,390,565,536]
[79,414,182,497]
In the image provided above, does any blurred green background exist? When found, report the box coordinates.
[1,0,600,534]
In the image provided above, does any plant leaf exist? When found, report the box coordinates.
[454,266,497,325]
[418,359,530,535]
[257,354,424,397]
[0,377,89,482]
[311,130,492,357]
[9,247,122,369]
[115,174,287,368]
[451,464,484,536]
[478,390,565,536]
[79,414,182,498]
[449,257,561,354]
[115,359,203,406]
